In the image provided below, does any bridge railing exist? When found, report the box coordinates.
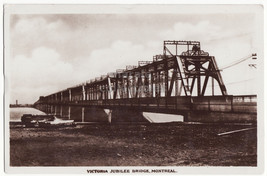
[191,95,257,114]
[40,95,257,114]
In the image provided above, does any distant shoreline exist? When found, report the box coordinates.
[10,105,34,108]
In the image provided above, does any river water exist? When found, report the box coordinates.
[9,107,46,122]
[9,107,183,123]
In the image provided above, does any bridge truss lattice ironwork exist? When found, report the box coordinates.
[38,40,228,104]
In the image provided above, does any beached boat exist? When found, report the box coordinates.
[21,114,75,127]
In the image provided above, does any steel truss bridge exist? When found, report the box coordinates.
[34,41,257,123]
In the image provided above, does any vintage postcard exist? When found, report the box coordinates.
[3,3,265,175]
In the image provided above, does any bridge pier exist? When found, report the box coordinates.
[83,107,109,123]
[82,107,84,122]
[68,106,71,120]
[50,105,53,114]
[55,105,61,116]
[60,105,63,117]
[59,106,70,119]
[108,109,150,124]
[58,106,108,122]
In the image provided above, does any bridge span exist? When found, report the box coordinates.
[34,41,257,123]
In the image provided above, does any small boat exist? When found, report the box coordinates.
[21,114,75,128]
[21,114,55,127]
[39,118,75,128]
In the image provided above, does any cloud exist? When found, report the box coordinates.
[9,47,76,103]
[10,16,100,63]
[160,21,221,42]
[79,40,157,79]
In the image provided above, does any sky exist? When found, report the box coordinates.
[6,5,263,104]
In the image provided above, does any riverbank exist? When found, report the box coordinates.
[10,123,257,166]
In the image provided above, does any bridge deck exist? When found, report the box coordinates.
[38,95,256,115]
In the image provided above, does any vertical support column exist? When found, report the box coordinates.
[69,89,72,102]
[175,69,179,96]
[143,71,147,97]
[93,86,96,100]
[99,84,101,100]
[126,73,129,99]
[214,77,216,95]
[108,110,112,123]
[60,105,63,117]
[104,84,106,100]
[176,43,178,56]
[140,72,143,98]
[82,85,86,101]
[49,105,51,114]
[92,86,94,100]
[136,72,142,98]
[120,77,123,99]
[155,71,159,97]
[102,84,105,100]
[47,105,50,114]
[87,87,90,100]
[104,84,107,100]
[54,106,57,115]
[158,71,161,97]
[68,106,71,120]
[165,70,168,97]
[106,84,109,100]
[132,73,136,98]
[164,59,168,98]
[89,87,92,100]
[91,86,93,100]
[96,85,99,100]
[151,72,154,97]
[104,84,108,100]
[87,87,89,100]
[46,105,48,114]
[113,75,118,99]
[96,85,98,100]
[101,84,103,100]
[107,77,112,99]
[196,62,201,96]
[61,92,63,101]
[95,85,97,100]
[51,105,53,115]
[81,107,84,122]
[99,85,102,100]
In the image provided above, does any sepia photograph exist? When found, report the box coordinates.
[3,3,265,174]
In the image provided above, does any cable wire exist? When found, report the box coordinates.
[219,54,253,70]
[208,78,255,87]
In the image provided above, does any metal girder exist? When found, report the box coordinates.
[38,40,228,106]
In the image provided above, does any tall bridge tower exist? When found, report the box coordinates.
[162,41,227,96]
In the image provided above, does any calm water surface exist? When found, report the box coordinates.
[9,107,183,123]
[10,107,46,122]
